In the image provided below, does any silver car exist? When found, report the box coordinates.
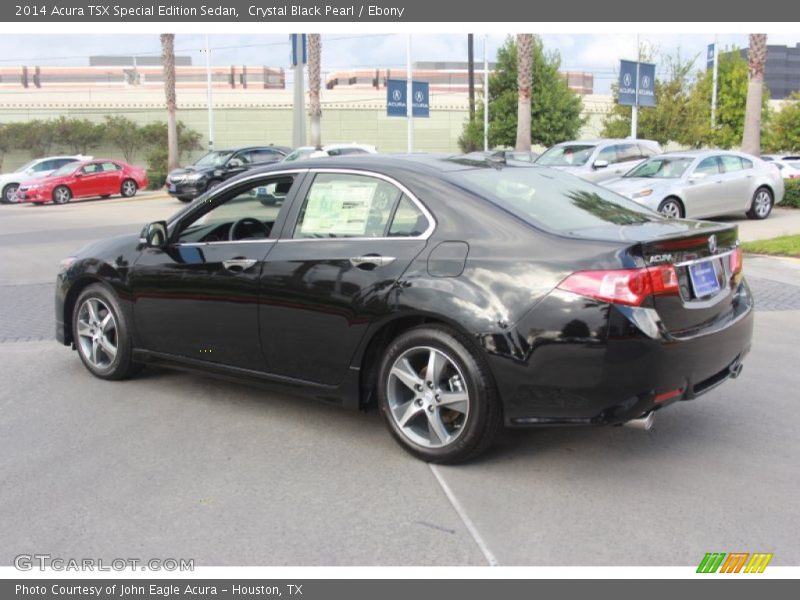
[602,150,785,220]
[534,138,661,183]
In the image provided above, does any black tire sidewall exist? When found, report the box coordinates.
[658,197,683,218]
[2,183,19,204]
[748,187,773,220]
[121,179,137,197]
[377,325,499,463]
[72,283,135,380]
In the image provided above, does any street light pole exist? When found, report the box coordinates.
[204,34,214,151]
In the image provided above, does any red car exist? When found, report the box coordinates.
[18,159,147,205]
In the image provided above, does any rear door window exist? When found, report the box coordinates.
[719,155,744,173]
[596,145,619,165]
[695,157,721,175]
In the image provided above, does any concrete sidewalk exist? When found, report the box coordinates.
[714,208,800,242]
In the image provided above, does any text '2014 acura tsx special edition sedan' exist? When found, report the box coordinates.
[55,155,754,463]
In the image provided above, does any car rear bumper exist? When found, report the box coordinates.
[483,282,754,428]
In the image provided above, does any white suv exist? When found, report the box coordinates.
[0,155,90,203]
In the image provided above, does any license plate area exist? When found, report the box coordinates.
[688,259,722,299]
[168,183,176,192]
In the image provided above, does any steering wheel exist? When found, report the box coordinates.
[229,217,270,241]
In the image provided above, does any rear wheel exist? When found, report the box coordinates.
[72,284,141,380]
[658,197,684,218]
[747,187,773,220]
[121,179,138,198]
[52,186,72,205]
[377,325,502,464]
[177,196,193,203]
[2,183,19,204]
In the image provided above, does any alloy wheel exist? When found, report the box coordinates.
[754,190,772,218]
[54,187,71,204]
[660,200,681,218]
[122,180,137,197]
[4,185,19,203]
[76,298,118,369]
[386,346,470,448]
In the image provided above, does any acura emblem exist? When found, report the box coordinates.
[708,234,717,254]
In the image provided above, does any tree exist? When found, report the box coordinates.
[515,34,533,151]
[16,120,56,157]
[765,92,800,152]
[103,115,143,162]
[683,50,770,149]
[742,34,768,155]
[160,33,179,172]
[458,36,584,152]
[53,117,105,155]
[0,124,13,171]
[308,34,322,150]
[602,52,697,146]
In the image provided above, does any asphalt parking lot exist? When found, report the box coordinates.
[1,195,799,566]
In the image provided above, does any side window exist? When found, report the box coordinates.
[32,160,52,172]
[81,163,101,175]
[616,143,641,163]
[230,151,252,165]
[695,157,720,175]
[101,162,120,172]
[741,157,754,170]
[54,159,75,169]
[719,155,743,173]
[177,175,296,244]
[294,173,403,239]
[388,195,429,237]
[251,149,281,164]
[596,145,619,165]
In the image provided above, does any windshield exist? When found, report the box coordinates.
[16,159,40,173]
[50,163,79,178]
[457,166,663,235]
[625,157,694,179]
[283,148,314,162]
[536,144,596,167]
[193,151,234,169]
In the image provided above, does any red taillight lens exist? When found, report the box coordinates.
[729,247,743,275]
[557,264,679,307]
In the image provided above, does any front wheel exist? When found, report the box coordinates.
[747,187,773,220]
[72,283,140,380]
[52,186,72,205]
[2,183,19,204]
[377,325,503,464]
[658,197,684,218]
[121,179,138,198]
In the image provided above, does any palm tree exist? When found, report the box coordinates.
[515,34,533,151]
[308,34,322,150]
[742,33,767,155]
[160,33,179,172]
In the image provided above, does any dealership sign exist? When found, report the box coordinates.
[386,79,430,117]
[618,60,656,107]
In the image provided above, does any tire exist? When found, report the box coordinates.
[377,325,503,464]
[657,197,684,218]
[52,186,72,205]
[2,183,19,204]
[177,196,193,203]
[747,186,773,220]
[120,179,138,198]
[72,283,141,380]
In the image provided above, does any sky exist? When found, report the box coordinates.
[0,33,798,94]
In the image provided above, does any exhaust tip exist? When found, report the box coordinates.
[624,411,655,431]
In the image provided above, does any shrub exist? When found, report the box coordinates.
[147,170,167,190]
[782,179,800,208]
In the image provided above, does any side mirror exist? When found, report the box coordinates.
[143,221,168,249]
[228,158,243,168]
[593,159,609,169]
[688,172,706,182]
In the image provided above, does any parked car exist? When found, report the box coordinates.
[489,149,540,163]
[17,159,147,205]
[55,155,752,463]
[761,153,800,162]
[773,159,800,180]
[167,146,291,202]
[282,143,378,162]
[0,155,90,204]
[602,150,785,220]
[535,138,661,183]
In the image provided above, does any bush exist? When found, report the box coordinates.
[783,179,800,208]
[147,170,167,190]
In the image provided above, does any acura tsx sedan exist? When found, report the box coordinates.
[55,155,753,463]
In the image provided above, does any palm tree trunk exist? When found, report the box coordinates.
[160,33,179,171]
[515,34,533,151]
[308,34,322,150]
[742,33,767,155]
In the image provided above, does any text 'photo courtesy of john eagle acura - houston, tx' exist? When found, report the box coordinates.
[55,155,753,463]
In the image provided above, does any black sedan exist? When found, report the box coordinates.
[167,145,291,202]
[55,155,753,463]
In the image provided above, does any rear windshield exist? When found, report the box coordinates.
[458,167,664,234]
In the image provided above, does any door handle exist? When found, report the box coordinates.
[222,258,257,272]
[349,255,396,268]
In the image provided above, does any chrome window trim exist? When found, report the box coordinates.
[288,168,436,241]
[177,239,277,247]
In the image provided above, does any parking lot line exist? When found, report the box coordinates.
[429,464,499,566]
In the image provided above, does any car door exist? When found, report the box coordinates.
[682,156,724,218]
[96,161,124,196]
[73,162,104,197]
[130,172,305,371]
[718,155,754,213]
[258,170,433,385]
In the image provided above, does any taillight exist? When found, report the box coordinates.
[557,264,679,307]
[729,247,743,276]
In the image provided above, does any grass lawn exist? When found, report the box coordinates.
[742,234,800,258]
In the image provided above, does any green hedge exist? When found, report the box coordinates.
[147,170,166,190]
[783,179,800,208]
